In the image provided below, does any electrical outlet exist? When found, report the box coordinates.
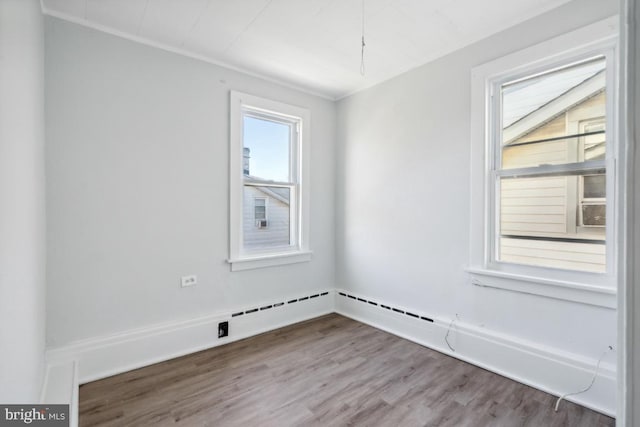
[218,321,229,338]
[180,275,197,288]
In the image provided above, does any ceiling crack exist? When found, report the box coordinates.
[136,0,150,36]
[180,0,213,48]
[222,0,274,54]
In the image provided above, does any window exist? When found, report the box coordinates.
[469,18,620,307]
[497,57,608,273]
[254,198,267,228]
[229,91,311,271]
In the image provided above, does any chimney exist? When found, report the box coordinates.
[243,147,250,175]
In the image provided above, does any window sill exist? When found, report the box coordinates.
[228,251,312,272]
[466,267,616,309]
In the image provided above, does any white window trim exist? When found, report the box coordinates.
[228,91,311,271]
[469,17,622,308]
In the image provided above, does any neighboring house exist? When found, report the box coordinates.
[500,67,606,272]
[242,148,291,250]
[243,185,291,250]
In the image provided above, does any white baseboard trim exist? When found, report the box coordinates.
[335,288,616,417]
[46,289,334,385]
[40,360,79,427]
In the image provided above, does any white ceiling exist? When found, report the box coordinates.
[41,0,572,100]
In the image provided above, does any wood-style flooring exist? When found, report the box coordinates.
[79,314,614,426]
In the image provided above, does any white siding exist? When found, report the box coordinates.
[500,176,569,235]
[500,237,606,273]
[502,140,568,169]
[243,186,290,250]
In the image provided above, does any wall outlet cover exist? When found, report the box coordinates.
[180,275,197,287]
[218,321,229,338]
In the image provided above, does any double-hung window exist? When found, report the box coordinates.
[497,57,608,272]
[229,91,311,271]
[469,18,620,307]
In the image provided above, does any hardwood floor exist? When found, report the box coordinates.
[79,314,614,427]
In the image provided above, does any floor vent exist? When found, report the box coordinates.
[338,292,434,323]
[231,291,332,318]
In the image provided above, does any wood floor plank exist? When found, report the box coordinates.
[79,314,614,427]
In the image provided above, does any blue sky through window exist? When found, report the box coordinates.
[243,116,290,182]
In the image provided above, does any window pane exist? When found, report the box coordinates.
[499,175,605,273]
[583,174,605,198]
[243,185,290,250]
[581,204,606,226]
[243,115,291,182]
[501,58,606,169]
[583,121,606,161]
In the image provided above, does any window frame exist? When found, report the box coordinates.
[228,91,311,271]
[468,17,620,308]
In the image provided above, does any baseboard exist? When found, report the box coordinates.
[335,288,616,417]
[44,287,615,418]
[46,289,334,385]
[40,360,79,427]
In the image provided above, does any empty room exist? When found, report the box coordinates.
[1,0,639,426]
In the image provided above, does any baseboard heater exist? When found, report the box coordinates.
[337,291,434,323]
[230,291,330,318]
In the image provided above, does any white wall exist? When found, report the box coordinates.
[0,0,46,403]
[336,0,618,384]
[45,18,336,347]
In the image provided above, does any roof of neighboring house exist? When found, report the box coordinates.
[245,174,291,204]
[502,66,605,145]
[256,186,290,205]
[503,60,605,128]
